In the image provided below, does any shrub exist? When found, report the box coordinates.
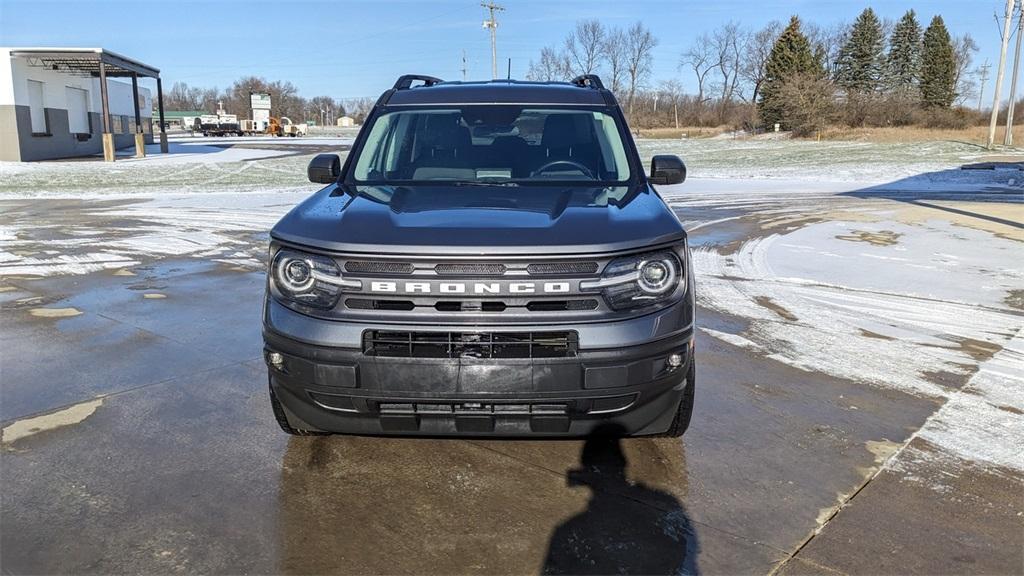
[913,107,972,129]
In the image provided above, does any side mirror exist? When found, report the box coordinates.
[649,155,686,186]
[308,153,341,184]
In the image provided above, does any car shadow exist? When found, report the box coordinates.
[541,424,699,575]
[840,165,1024,230]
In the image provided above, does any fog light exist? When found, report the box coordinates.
[268,352,284,369]
[667,353,683,368]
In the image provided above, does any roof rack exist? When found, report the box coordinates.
[393,74,443,90]
[570,74,605,90]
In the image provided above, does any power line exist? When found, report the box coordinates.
[481,1,504,79]
[978,60,992,112]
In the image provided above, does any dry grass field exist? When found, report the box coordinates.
[636,124,1024,147]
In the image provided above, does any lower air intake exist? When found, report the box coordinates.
[363,331,578,359]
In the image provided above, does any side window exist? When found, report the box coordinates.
[353,114,398,180]
[66,87,90,134]
[27,80,47,134]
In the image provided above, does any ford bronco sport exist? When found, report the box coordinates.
[263,74,694,437]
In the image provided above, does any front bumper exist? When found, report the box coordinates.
[264,327,694,437]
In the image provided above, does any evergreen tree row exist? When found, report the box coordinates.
[758,8,959,130]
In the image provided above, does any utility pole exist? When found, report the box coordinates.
[989,0,1016,149]
[978,60,991,112]
[461,49,468,81]
[1006,8,1024,145]
[481,1,504,79]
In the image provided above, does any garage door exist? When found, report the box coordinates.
[66,87,90,134]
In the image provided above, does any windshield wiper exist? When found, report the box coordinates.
[451,180,519,187]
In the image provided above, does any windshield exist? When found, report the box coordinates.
[351,107,632,184]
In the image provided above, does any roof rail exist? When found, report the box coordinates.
[570,74,605,90]
[393,75,443,90]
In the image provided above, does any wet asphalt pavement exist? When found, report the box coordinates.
[1,177,1023,574]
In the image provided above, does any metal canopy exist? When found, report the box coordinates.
[8,47,167,160]
[10,47,160,78]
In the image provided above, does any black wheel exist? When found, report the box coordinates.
[269,377,328,436]
[655,359,696,438]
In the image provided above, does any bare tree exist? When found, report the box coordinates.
[806,21,849,77]
[564,19,606,76]
[680,33,717,105]
[658,79,684,128]
[625,22,659,117]
[165,81,208,111]
[343,97,375,124]
[710,21,746,121]
[741,21,782,104]
[526,46,572,82]
[952,33,980,105]
[776,72,835,136]
[601,29,628,94]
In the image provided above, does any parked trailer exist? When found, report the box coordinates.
[194,114,241,137]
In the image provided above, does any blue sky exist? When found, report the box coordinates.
[0,0,1012,102]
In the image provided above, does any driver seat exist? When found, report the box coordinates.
[540,114,598,174]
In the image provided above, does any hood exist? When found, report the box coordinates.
[271,183,685,255]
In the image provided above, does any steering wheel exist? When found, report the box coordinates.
[531,160,595,179]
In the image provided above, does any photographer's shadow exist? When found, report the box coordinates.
[542,424,699,575]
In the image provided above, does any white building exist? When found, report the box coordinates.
[336,116,355,127]
[0,47,167,162]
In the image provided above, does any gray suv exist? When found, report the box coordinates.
[263,74,694,437]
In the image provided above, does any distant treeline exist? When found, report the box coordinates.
[527,9,983,134]
[162,77,375,126]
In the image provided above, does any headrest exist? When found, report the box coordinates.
[421,114,471,150]
[542,114,590,150]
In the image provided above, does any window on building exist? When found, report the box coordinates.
[27,80,47,134]
[66,87,90,134]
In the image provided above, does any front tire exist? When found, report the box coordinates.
[269,377,329,436]
[655,359,696,437]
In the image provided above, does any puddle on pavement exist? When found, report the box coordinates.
[834,229,902,246]
[859,328,895,340]
[952,337,1003,362]
[753,296,798,321]
[1004,289,1024,311]
[2,397,104,446]
[28,307,82,318]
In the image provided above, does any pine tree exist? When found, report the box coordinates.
[835,8,886,93]
[920,15,956,108]
[886,10,922,95]
[759,15,823,128]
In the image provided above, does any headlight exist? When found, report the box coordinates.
[581,249,683,311]
[270,249,359,309]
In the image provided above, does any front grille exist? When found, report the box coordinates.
[527,261,599,276]
[344,261,414,275]
[345,298,415,311]
[434,263,507,276]
[363,330,578,359]
[526,299,598,312]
